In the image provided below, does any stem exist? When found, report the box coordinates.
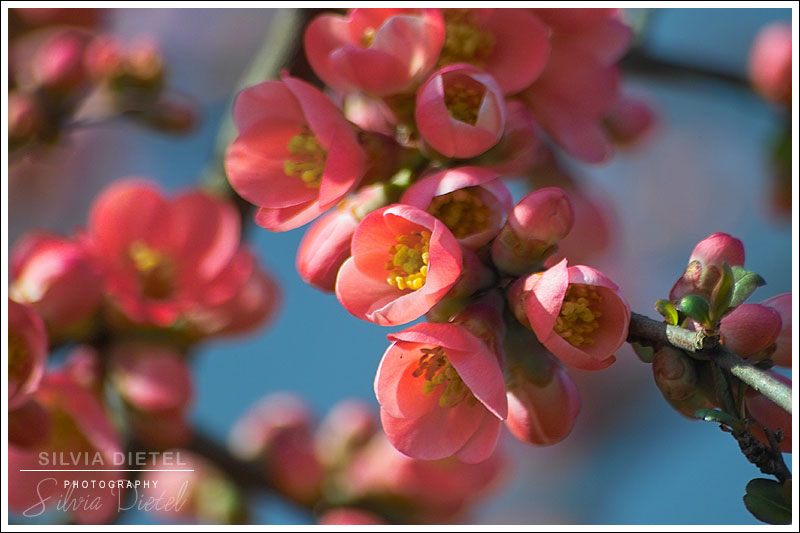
[627,312,792,414]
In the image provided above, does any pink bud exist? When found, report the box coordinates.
[319,508,385,525]
[8,300,47,410]
[296,206,360,292]
[505,354,580,446]
[110,342,193,412]
[415,64,506,159]
[604,96,656,146]
[8,91,42,147]
[11,232,102,338]
[761,293,791,368]
[33,30,88,91]
[314,399,376,467]
[745,372,791,453]
[670,232,745,301]
[491,187,574,275]
[719,303,782,359]
[749,23,792,106]
[84,34,122,80]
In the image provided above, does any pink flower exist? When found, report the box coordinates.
[401,166,512,249]
[415,63,506,159]
[669,232,745,301]
[304,8,445,96]
[375,322,507,463]
[336,204,462,326]
[83,179,244,327]
[109,342,192,412]
[749,23,792,106]
[475,99,541,175]
[761,293,791,368]
[437,9,550,94]
[604,96,656,146]
[314,399,376,467]
[296,205,360,292]
[505,354,580,446]
[719,303,782,359]
[8,373,124,524]
[33,30,89,92]
[745,372,791,454]
[491,187,574,275]
[225,74,366,231]
[11,232,102,338]
[319,508,385,525]
[8,299,47,410]
[511,259,630,370]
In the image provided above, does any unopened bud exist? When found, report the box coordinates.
[652,346,697,401]
[34,30,88,92]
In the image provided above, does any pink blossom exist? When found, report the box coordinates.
[415,63,506,159]
[336,204,462,326]
[314,399,376,467]
[304,8,445,96]
[761,293,791,368]
[670,232,745,301]
[745,372,792,454]
[401,166,512,249]
[437,9,550,94]
[11,232,102,338]
[109,342,192,412]
[296,205,360,292]
[225,74,366,231]
[749,23,792,106]
[505,354,580,446]
[475,99,541,175]
[8,299,47,410]
[375,322,507,463]
[512,259,630,370]
[491,187,574,275]
[33,30,89,91]
[719,303,782,359]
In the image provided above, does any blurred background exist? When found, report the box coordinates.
[8,7,793,525]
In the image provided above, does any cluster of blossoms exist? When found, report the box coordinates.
[645,233,792,453]
[223,8,648,466]
[8,180,280,523]
[137,394,505,524]
[9,7,196,155]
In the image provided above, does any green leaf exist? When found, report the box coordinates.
[677,295,710,325]
[694,408,744,431]
[709,262,734,322]
[654,299,679,326]
[730,266,766,308]
[631,342,655,363]
[743,478,791,525]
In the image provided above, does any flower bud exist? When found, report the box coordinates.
[9,92,42,149]
[491,187,574,275]
[749,23,791,106]
[761,293,791,368]
[8,299,47,410]
[652,346,698,401]
[84,34,122,80]
[33,30,88,92]
[719,303,782,360]
[314,399,376,467]
[415,64,506,159]
[109,342,193,412]
[296,205,360,293]
[745,372,791,453]
[670,232,745,301]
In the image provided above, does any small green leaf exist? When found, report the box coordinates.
[709,262,734,322]
[677,295,710,325]
[631,342,655,363]
[655,299,679,326]
[693,408,744,431]
[730,266,766,308]
[743,478,791,525]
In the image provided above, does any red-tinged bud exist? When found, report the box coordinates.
[491,187,574,275]
[505,350,580,446]
[124,38,164,88]
[604,96,656,147]
[9,92,42,149]
[761,293,791,368]
[652,346,698,401]
[670,232,745,301]
[84,35,122,81]
[9,399,51,448]
[745,372,791,453]
[319,508,385,525]
[749,23,792,106]
[314,399,376,467]
[297,205,360,293]
[719,303,782,360]
[33,30,88,93]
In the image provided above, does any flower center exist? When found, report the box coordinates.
[361,26,376,47]
[439,9,495,68]
[443,82,483,125]
[385,230,431,291]
[413,346,478,408]
[553,284,604,347]
[284,130,327,188]
[8,330,31,384]
[428,187,491,238]
[129,241,176,300]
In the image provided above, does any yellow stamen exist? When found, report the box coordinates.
[361,27,376,47]
[443,82,484,125]
[385,231,431,291]
[284,130,327,188]
[438,9,496,68]
[428,187,491,238]
[412,346,478,408]
[553,284,604,347]
[129,241,176,300]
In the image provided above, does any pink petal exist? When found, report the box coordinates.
[232,80,304,132]
[374,340,443,419]
[483,9,550,94]
[455,411,501,463]
[526,258,570,340]
[761,293,791,368]
[254,201,325,232]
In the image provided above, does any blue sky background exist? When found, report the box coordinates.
[8,8,792,525]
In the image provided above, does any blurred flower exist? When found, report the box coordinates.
[8,299,47,410]
[437,8,550,94]
[375,322,507,462]
[415,63,505,159]
[510,259,630,370]
[761,293,791,368]
[318,508,385,525]
[33,30,90,93]
[11,232,102,340]
[305,8,445,96]
[669,232,745,301]
[336,204,462,326]
[110,342,192,412]
[314,399,376,468]
[718,303,782,359]
[745,372,792,454]
[225,74,366,231]
[401,166,512,249]
[8,91,43,150]
[748,22,792,106]
[491,187,574,275]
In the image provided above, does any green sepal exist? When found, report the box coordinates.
[631,342,655,363]
[655,299,679,326]
[709,262,734,322]
[730,266,766,308]
[677,295,710,325]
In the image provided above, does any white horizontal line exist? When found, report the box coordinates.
[19,469,195,472]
